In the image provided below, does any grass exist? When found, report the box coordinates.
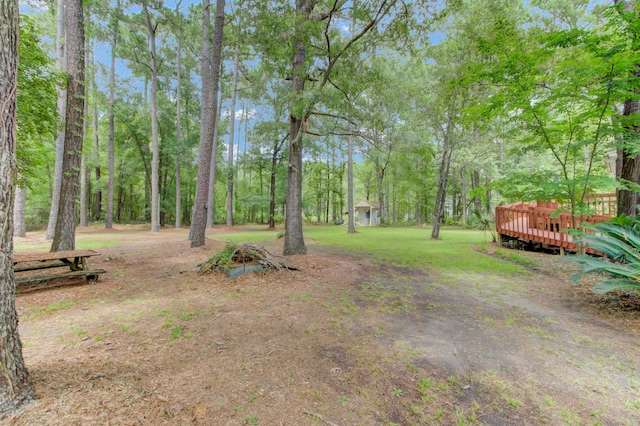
[14,234,128,253]
[17,225,521,278]
[300,226,526,275]
[13,223,639,424]
[29,300,78,314]
[208,230,280,244]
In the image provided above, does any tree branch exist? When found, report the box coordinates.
[320,0,397,88]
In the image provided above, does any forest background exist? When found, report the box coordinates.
[15,0,640,253]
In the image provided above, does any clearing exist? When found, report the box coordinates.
[5,225,640,425]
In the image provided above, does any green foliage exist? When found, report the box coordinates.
[17,15,60,183]
[569,215,640,294]
[471,209,497,242]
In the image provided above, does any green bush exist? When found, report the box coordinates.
[568,215,640,294]
[470,209,497,243]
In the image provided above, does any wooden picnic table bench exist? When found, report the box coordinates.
[13,250,106,291]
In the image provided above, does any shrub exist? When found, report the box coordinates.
[568,215,640,294]
[471,209,497,243]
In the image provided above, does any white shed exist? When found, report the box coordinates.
[354,201,380,226]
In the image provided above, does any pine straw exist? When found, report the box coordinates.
[197,242,291,274]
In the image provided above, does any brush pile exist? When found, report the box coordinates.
[198,242,290,274]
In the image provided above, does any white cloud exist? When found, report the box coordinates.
[223,107,257,120]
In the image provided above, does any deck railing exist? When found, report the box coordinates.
[495,194,615,252]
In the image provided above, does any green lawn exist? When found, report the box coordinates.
[213,225,525,276]
[15,224,524,277]
[308,226,524,274]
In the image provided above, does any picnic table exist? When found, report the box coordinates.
[13,249,106,291]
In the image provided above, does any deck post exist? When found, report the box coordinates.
[497,233,503,247]
[560,246,565,256]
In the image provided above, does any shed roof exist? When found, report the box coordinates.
[355,200,380,209]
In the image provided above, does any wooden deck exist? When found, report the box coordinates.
[495,195,615,252]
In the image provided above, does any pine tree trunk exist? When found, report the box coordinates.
[269,145,278,229]
[0,1,37,415]
[347,129,356,233]
[207,88,222,228]
[226,45,240,227]
[105,0,118,229]
[51,0,85,252]
[90,32,101,223]
[460,167,467,226]
[175,12,182,229]
[143,3,161,233]
[46,0,66,240]
[79,62,88,228]
[284,107,307,255]
[375,163,385,225]
[13,185,26,238]
[191,0,225,248]
[283,0,312,256]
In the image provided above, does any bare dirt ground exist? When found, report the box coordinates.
[5,225,640,425]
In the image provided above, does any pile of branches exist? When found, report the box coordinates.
[198,242,291,274]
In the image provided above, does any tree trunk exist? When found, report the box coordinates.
[79,68,88,227]
[105,0,118,229]
[226,45,240,227]
[46,0,66,240]
[207,86,222,228]
[347,129,356,233]
[484,176,491,214]
[269,144,279,229]
[375,165,385,225]
[472,169,482,213]
[91,44,101,222]
[614,0,640,217]
[13,186,26,238]
[617,99,640,217]
[283,3,309,255]
[143,3,161,233]
[460,167,467,226]
[175,9,182,229]
[431,121,453,240]
[51,0,85,252]
[0,6,34,407]
[191,0,225,248]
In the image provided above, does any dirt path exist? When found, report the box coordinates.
[6,227,640,425]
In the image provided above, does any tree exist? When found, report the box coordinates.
[190,0,225,248]
[45,0,67,240]
[141,0,162,233]
[0,0,36,416]
[279,0,404,254]
[226,43,240,227]
[51,0,86,251]
[14,14,59,236]
[106,0,121,229]
[613,0,640,217]
[174,1,183,228]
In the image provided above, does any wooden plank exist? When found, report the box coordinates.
[16,269,106,293]
[14,262,69,272]
[16,269,106,286]
[13,250,99,263]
